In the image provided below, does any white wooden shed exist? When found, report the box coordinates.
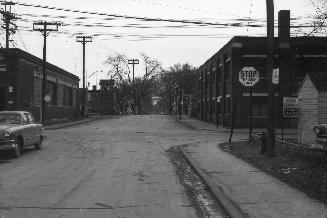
[298,72,327,145]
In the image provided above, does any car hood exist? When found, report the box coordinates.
[0,124,19,132]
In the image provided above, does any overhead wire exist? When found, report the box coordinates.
[131,0,248,19]
[0,0,237,27]
[0,0,319,44]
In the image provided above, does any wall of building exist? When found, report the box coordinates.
[318,91,327,124]
[197,36,327,128]
[298,76,319,145]
[0,49,80,123]
[87,90,115,114]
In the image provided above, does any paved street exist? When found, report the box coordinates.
[0,115,222,218]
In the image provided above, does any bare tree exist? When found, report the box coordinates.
[104,52,131,83]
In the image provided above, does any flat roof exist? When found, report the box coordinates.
[0,48,80,82]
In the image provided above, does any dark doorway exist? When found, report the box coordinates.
[0,87,6,111]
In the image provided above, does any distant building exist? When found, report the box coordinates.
[196,10,327,128]
[298,72,327,145]
[0,48,80,123]
[99,79,114,90]
[77,83,116,115]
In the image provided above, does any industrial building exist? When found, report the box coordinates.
[196,10,327,128]
[0,48,80,123]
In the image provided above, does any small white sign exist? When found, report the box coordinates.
[239,67,259,87]
[44,95,51,102]
[8,86,13,93]
[283,97,298,118]
[272,68,279,84]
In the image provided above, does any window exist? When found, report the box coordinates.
[217,66,222,82]
[252,97,268,116]
[224,61,231,80]
[64,86,73,106]
[26,114,34,123]
[211,66,215,85]
[47,81,56,106]
[34,77,42,106]
[217,102,221,115]
[22,114,29,124]
[57,84,64,106]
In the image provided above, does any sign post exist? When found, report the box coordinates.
[239,67,260,139]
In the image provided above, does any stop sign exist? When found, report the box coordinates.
[239,67,259,87]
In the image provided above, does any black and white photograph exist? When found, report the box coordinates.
[0,0,327,217]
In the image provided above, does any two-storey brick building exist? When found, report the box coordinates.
[0,48,80,123]
[197,10,327,128]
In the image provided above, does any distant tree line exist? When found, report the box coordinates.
[104,52,196,115]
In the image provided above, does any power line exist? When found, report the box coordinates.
[0,0,237,27]
[131,0,248,19]
[18,13,241,29]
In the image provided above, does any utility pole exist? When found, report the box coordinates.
[33,21,60,124]
[128,59,139,84]
[128,59,139,112]
[1,2,18,48]
[266,0,276,156]
[180,71,183,120]
[76,35,92,118]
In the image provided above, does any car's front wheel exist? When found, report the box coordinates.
[12,138,21,158]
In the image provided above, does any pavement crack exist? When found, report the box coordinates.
[94,202,114,209]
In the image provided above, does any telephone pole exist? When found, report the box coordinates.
[128,59,139,84]
[128,59,139,111]
[1,2,18,48]
[266,0,276,156]
[33,21,60,124]
[76,35,92,118]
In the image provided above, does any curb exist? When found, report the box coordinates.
[180,146,248,218]
[45,119,93,130]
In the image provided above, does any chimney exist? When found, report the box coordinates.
[278,10,290,38]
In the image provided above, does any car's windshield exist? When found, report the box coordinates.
[0,114,21,124]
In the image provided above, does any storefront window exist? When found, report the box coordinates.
[47,81,56,106]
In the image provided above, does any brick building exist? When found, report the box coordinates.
[77,79,116,114]
[86,89,116,114]
[0,48,80,123]
[197,10,327,128]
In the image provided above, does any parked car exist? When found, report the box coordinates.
[0,111,45,158]
[311,123,327,152]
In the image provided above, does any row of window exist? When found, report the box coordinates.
[47,81,73,106]
[205,97,268,117]
[200,60,231,86]
[33,78,74,107]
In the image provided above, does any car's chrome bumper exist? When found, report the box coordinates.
[0,140,17,151]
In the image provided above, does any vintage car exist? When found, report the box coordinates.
[311,123,327,152]
[0,111,45,158]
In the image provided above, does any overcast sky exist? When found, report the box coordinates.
[0,0,321,87]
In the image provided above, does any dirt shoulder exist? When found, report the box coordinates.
[219,140,327,204]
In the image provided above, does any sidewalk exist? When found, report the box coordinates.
[178,116,327,218]
[44,114,113,130]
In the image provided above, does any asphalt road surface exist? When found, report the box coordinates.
[0,115,221,218]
